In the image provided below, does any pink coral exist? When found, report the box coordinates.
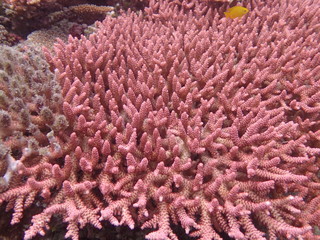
[1,0,320,239]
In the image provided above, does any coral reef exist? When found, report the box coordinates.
[0,0,320,239]
[1,0,121,39]
[0,43,63,190]
[0,24,21,45]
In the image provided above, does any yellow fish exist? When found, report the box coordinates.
[224,6,249,19]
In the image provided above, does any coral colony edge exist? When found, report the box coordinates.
[0,0,320,239]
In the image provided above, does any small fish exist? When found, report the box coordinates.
[224,6,249,19]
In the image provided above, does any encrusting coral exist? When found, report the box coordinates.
[0,0,320,239]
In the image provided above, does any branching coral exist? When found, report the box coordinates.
[0,0,319,239]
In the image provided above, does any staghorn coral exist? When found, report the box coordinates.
[1,0,320,239]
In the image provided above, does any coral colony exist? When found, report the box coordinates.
[0,0,320,240]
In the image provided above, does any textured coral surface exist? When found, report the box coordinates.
[0,0,320,239]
